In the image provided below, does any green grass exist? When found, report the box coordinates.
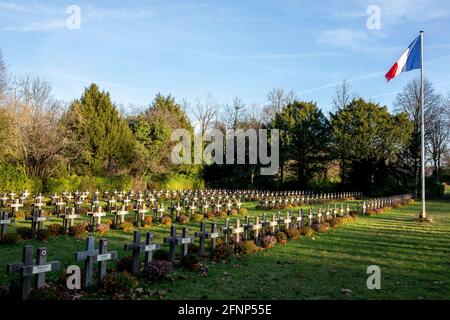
[1,199,449,300]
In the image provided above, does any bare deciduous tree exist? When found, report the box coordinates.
[191,93,219,136]
[262,87,296,124]
[332,80,355,110]
[1,76,70,181]
[223,97,246,129]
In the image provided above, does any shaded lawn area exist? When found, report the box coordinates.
[150,199,450,300]
[0,199,449,300]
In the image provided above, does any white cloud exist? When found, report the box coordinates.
[317,28,367,49]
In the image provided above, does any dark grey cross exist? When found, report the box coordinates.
[7,246,60,300]
[164,226,179,264]
[232,219,244,244]
[243,216,252,240]
[62,207,80,233]
[222,219,233,244]
[26,209,46,239]
[276,212,283,232]
[124,231,147,275]
[195,222,207,255]
[251,216,262,242]
[176,227,194,258]
[54,200,66,217]
[0,211,15,237]
[205,223,220,259]
[134,203,147,226]
[144,232,160,264]
[75,237,117,287]
[261,213,270,236]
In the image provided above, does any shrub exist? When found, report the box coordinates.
[116,256,135,273]
[285,227,300,240]
[275,231,288,245]
[125,217,135,224]
[77,207,89,215]
[311,222,330,233]
[102,272,137,298]
[143,216,153,227]
[47,224,64,237]
[299,226,314,238]
[204,212,215,219]
[193,213,204,222]
[214,211,227,218]
[329,218,342,228]
[37,229,50,242]
[213,240,235,261]
[235,240,258,256]
[95,223,110,235]
[153,250,170,261]
[119,222,134,233]
[229,209,238,216]
[0,233,21,245]
[176,215,190,225]
[16,227,32,240]
[239,208,248,215]
[69,224,88,238]
[103,219,113,226]
[141,260,173,281]
[340,215,355,224]
[14,211,25,220]
[188,243,200,255]
[160,216,172,226]
[261,235,277,249]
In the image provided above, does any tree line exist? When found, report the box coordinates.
[0,50,449,196]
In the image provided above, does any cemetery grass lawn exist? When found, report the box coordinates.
[0,199,449,299]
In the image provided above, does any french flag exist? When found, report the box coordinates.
[385,35,422,81]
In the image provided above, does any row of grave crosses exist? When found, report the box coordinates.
[7,192,414,300]
[0,189,362,210]
[6,207,344,300]
[357,194,414,214]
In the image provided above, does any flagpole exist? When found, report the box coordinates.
[420,30,426,220]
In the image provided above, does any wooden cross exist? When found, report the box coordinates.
[75,237,117,287]
[7,246,60,300]
[232,219,244,244]
[26,209,46,239]
[325,206,331,221]
[0,211,15,237]
[340,204,344,216]
[124,231,146,275]
[144,232,160,264]
[317,208,323,224]
[296,210,303,228]
[222,219,233,244]
[269,214,278,233]
[276,212,283,232]
[54,200,66,217]
[0,194,9,207]
[195,222,207,255]
[205,223,220,258]
[333,204,338,219]
[62,207,80,233]
[134,203,147,226]
[261,214,270,236]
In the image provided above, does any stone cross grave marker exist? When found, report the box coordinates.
[124,231,159,275]
[243,216,252,240]
[205,223,220,258]
[7,246,60,300]
[317,208,323,224]
[284,212,292,229]
[222,218,233,244]
[164,226,179,264]
[26,209,47,239]
[176,227,194,258]
[296,209,303,229]
[62,207,80,233]
[269,214,278,233]
[308,209,314,226]
[144,232,160,264]
[10,199,23,214]
[75,237,117,287]
[134,203,147,226]
[262,213,270,236]
[232,219,244,244]
[113,205,129,228]
[88,205,106,231]
[0,211,15,237]
[0,194,9,207]
[195,222,207,255]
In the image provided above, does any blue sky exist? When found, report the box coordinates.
[1,0,450,115]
